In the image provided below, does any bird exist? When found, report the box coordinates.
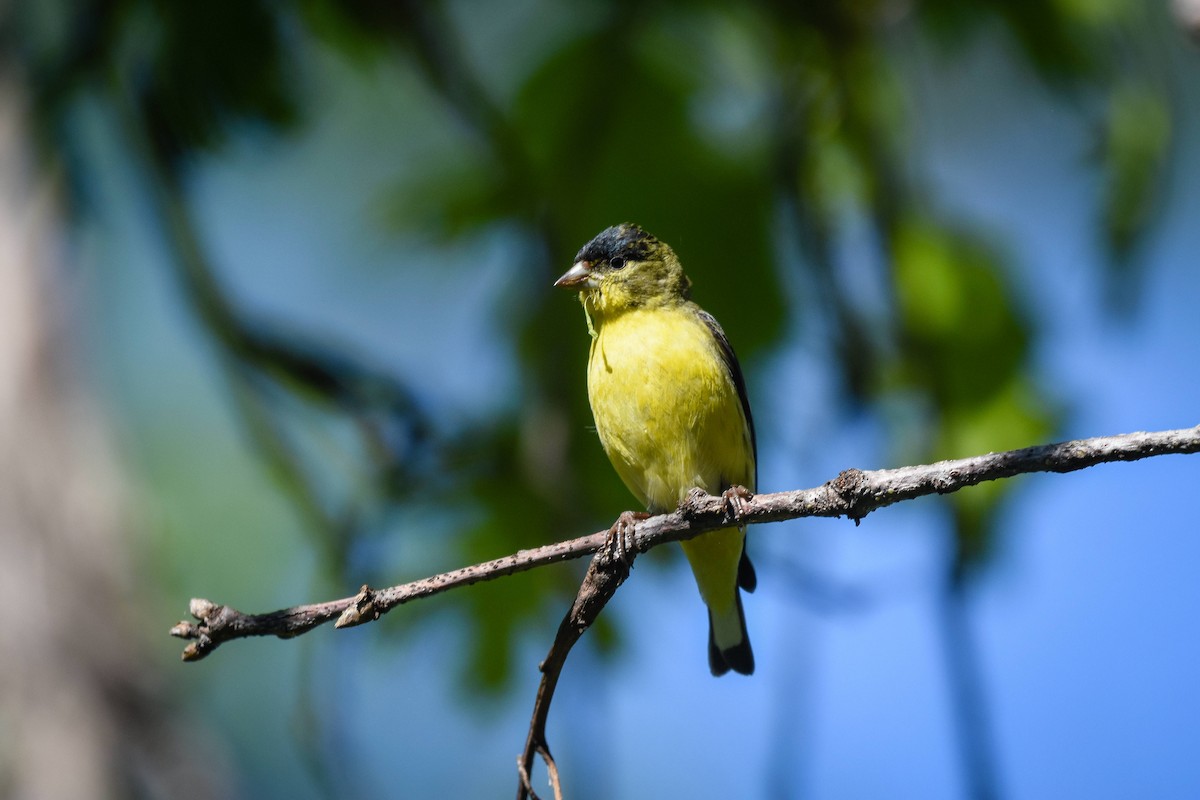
[555,223,757,676]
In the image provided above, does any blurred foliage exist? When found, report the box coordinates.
[5,0,1183,693]
[891,216,1055,570]
[1103,82,1171,273]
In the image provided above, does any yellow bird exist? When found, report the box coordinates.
[556,223,757,676]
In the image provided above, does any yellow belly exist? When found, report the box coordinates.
[587,305,754,510]
[587,304,754,615]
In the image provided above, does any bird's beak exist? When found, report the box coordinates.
[554,261,593,289]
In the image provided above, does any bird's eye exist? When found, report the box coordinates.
[610,257,626,270]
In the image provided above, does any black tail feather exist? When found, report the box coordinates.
[708,622,731,677]
[706,593,755,677]
[738,547,757,593]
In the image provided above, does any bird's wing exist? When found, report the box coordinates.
[696,308,757,472]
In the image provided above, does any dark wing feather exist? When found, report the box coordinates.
[696,308,757,475]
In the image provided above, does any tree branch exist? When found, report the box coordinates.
[172,424,1200,660]
[516,518,637,800]
[170,424,1199,795]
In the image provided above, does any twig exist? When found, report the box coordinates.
[515,512,642,800]
[172,425,1200,660]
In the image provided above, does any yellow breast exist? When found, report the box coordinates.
[586,304,754,512]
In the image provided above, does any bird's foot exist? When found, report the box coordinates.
[721,485,754,528]
[604,510,648,571]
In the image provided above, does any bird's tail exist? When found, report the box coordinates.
[684,529,756,676]
[708,589,754,676]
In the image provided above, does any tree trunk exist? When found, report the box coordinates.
[0,68,228,800]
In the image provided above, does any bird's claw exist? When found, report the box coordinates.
[721,485,753,528]
[605,510,648,571]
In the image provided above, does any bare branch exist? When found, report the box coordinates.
[169,424,1200,795]
[171,425,1200,660]
[515,511,642,800]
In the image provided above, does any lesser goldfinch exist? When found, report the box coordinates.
[556,223,757,676]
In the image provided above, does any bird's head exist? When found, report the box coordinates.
[555,224,691,316]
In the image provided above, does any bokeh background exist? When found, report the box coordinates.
[2,1,1199,798]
